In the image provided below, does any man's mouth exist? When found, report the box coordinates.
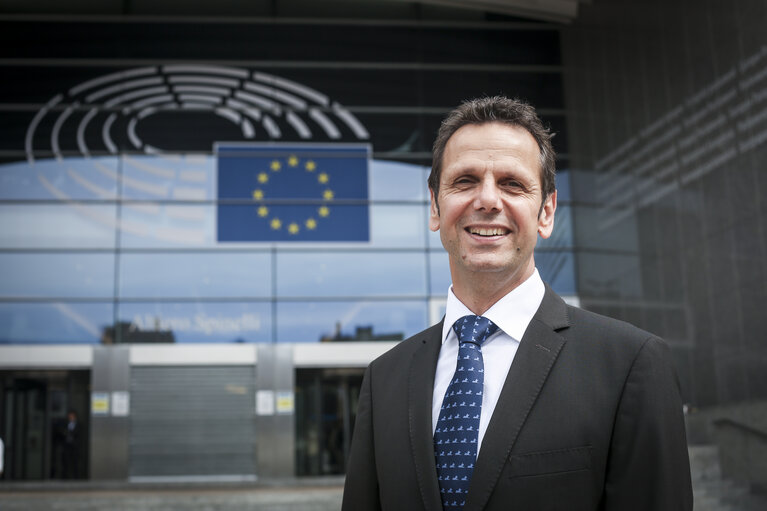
[466,227,510,237]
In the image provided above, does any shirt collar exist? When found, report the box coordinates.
[441,268,545,344]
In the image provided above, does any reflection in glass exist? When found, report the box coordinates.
[118,203,215,248]
[276,300,427,343]
[537,204,574,250]
[0,157,120,200]
[536,251,577,296]
[277,252,427,298]
[369,204,426,248]
[119,252,271,298]
[0,302,113,344]
[428,251,451,296]
[369,160,428,201]
[0,204,118,249]
[0,253,115,298]
[119,154,214,201]
[116,301,271,343]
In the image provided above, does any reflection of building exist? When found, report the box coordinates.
[320,324,404,343]
[101,322,176,344]
[0,1,765,501]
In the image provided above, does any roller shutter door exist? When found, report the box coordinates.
[130,366,256,477]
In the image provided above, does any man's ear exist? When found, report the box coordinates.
[429,188,440,232]
[537,189,557,239]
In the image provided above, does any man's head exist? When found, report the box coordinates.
[427,97,557,307]
[429,96,556,212]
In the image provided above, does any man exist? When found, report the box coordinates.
[62,410,80,479]
[342,96,692,510]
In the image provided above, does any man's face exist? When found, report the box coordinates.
[429,122,556,289]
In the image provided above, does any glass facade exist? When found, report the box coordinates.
[0,155,576,345]
[0,16,574,346]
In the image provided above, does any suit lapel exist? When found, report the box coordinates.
[465,287,570,511]
[408,321,444,511]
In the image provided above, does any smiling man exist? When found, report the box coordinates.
[342,96,692,511]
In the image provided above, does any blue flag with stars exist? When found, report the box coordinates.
[216,143,370,242]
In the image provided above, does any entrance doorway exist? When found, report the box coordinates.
[295,368,364,476]
[0,370,90,480]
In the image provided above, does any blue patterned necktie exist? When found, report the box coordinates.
[434,315,499,510]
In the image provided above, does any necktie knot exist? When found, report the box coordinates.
[452,315,499,348]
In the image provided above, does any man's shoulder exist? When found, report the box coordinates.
[537,285,657,345]
[566,304,656,340]
[559,301,668,360]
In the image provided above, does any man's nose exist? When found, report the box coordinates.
[474,178,502,211]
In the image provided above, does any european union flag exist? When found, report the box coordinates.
[216,143,370,242]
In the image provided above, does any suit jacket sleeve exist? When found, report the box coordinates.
[602,336,693,510]
[342,365,382,511]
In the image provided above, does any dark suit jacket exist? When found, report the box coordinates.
[342,285,692,511]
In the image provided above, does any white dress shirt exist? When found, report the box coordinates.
[432,269,546,454]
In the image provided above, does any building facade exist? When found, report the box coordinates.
[0,6,575,480]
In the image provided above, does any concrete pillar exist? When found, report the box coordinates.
[89,346,130,480]
[255,344,295,479]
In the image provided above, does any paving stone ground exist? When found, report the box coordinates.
[0,486,344,511]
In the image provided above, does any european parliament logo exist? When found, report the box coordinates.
[216,144,370,242]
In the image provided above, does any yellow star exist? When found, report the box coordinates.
[258,172,268,184]
[318,172,329,184]
[323,189,334,200]
[288,155,299,167]
[252,189,264,200]
[288,222,300,234]
[305,160,316,172]
[270,218,282,230]
[257,206,269,217]
[270,160,281,171]
[305,218,317,230]
[318,206,330,217]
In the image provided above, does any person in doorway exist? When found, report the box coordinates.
[62,410,80,479]
[342,96,692,510]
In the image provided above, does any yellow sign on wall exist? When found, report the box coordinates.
[91,392,110,415]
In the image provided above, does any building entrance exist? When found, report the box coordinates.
[295,368,364,476]
[0,370,90,480]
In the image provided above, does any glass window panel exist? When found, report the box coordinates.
[556,169,572,202]
[0,157,120,200]
[428,251,451,296]
[119,252,271,298]
[369,160,428,201]
[0,204,117,249]
[537,204,574,249]
[369,204,425,248]
[536,251,577,296]
[276,300,427,343]
[118,203,215,248]
[0,253,115,298]
[277,252,427,298]
[119,154,214,201]
[577,253,642,299]
[0,302,113,344]
[116,302,271,343]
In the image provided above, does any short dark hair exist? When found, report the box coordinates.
[428,96,556,206]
